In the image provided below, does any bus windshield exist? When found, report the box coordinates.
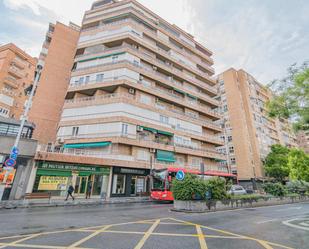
[152,170,167,191]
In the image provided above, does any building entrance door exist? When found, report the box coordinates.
[74,176,88,195]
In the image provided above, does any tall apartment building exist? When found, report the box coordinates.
[28,22,80,144]
[33,0,229,198]
[0,43,36,119]
[216,68,297,188]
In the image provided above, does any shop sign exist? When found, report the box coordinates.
[117,167,148,175]
[37,162,110,175]
[38,176,68,191]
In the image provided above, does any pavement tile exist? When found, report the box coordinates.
[80,233,143,249]
[21,231,91,247]
[142,235,200,249]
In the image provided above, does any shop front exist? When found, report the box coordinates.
[33,161,110,198]
[111,167,150,197]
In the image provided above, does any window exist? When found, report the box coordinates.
[78,77,84,84]
[230,158,236,165]
[96,74,104,82]
[140,94,151,104]
[121,123,128,135]
[227,136,232,142]
[137,149,150,161]
[85,76,90,83]
[160,115,169,124]
[112,174,126,194]
[229,146,234,153]
[72,127,79,136]
[176,156,185,165]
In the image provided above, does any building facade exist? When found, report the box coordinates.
[216,68,298,188]
[0,43,36,120]
[34,0,229,198]
[28,22,80,144]
[0,117,37,200]
[297,130,309,154]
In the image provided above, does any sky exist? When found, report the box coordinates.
[0,0,308,84]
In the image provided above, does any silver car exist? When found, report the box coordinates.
[228,185,247,195]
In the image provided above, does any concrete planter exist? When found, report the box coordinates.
[173,196,309,212]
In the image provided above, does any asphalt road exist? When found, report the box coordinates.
[0,201,308,249]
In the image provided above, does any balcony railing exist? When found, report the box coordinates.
[8,66,24,79]
[64,91,221,130]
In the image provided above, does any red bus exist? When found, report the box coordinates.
[150,167,236,201]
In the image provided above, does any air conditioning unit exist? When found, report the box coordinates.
[152,66,157,71]
[136,126,143,132]
[139,75,144,81]
[150,148,156,153]
[57,138,64,144]
[128,88,135,94]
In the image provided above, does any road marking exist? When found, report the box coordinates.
[257,240,274,249]
[196,225,208,249]
[0,233,41,249]
[68,225,111,248]
[276,207,301,212]
[134,219,160,249]
[299,222,309,227]
[282,218,309,231]
[153,232,198,237]
[256,219,278,224]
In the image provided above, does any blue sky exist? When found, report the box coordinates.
[0,0,308,84]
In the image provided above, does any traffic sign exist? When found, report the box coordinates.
[10,146,19,160]
[4,158,16,168]
[176,170,185,181]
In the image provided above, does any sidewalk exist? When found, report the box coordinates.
[0,196,152,209]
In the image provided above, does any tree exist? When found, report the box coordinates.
[288,148,309,182]
[266,61,309,131]
[264,144,290,182]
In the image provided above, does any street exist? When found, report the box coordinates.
[0,202,308,249]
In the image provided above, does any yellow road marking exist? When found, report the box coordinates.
[68,225,111,248]
[256,240,274,249]
[134,219,160,249]
[196,225,208,249]
[0,233,41,249]
[152,232,198,237]
[104,230,145,235]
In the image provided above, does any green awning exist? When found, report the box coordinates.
[156,150,176,162]
[63,142,111,149]
[141,126,157,133]
[186,93,197,99]
[78,171,92,177]
[37,169,72,177]
[79,52,125,63]
[173,88,185,95]
[157,130,173,136]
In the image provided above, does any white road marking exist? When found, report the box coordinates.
[276,206,301,212]
[299,222,309,227]
[256,219,278,224]
[282,218,309,231]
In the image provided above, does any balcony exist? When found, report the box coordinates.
[3,76,19,88]
[12,57,27,69]
[8,66,24,79]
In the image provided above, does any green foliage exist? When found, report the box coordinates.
[172,174,207,201]
[263,182,286,197]
[172,174,227,201]
[204,177,228,200]
[230,194,264,201]
[264,144,290,182]
[288,149,309,182]
[267,62,309,131]
[286,181,309,194]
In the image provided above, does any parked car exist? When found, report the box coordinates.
[228,185,247,195]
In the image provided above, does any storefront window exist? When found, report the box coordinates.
[112,174,125,194]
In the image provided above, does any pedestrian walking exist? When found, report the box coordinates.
[86,181,92,199]
[65,184,75,201]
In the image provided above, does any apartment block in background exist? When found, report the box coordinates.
[0,43,36,119]
[297,130,309,153]
[216,68,297,188]
[28,22,80,144]
[34,0,230,198]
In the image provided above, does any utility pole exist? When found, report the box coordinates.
[3,64,43,185]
